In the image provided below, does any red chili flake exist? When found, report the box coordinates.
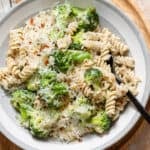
[20,37,24,41]
[41,23,45,28]
[30,18,34,25]
[44,59,49,65]
[29,41,32,45]
[40,44,49,51]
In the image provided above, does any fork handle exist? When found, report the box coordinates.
[9,0,12,7]
[127,91,150,124]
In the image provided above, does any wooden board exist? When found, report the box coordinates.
[0,0,150,149]
[112,0,150,50]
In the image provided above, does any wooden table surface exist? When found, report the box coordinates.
[0,0,150,150]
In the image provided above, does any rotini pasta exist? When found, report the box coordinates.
[105,91,117,117]
[66,21,78,35]
[8,28,24,57]
[109,34,129,55]
[114,56,135,68]
[57,35,72,49]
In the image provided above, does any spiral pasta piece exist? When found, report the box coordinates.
[83,32,104,41]
[113,96,129,121]
[66,22,78,35]
[114,56,135,69]
[82,40,110,52]
[8,28,24,57]
[101,28,112,37]
[18,64,37,82]
[0,68,21,89]
[94,56,111,72]
[57,35,72,49]
[109,34,129,55]
[105,91,117,117]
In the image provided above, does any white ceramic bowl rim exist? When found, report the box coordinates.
[0,0,150,150]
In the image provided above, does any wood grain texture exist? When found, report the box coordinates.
[0,0,150,150]
[0,133,20,150]
[112,0,150,50]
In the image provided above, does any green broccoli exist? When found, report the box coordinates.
[73,97,94,120]
[19,104,33,127]
[53,50,91,72]
[71,50,91,63]
[72,6,99,31]
[67,97,94,121]
[51,82,68,97]
[53,50,72,73]
[39,68,56,79]
[27,74,40,91]
[50,4,99,42]
[91,111,111,133]
[50,3,73,41]
[29,109,59,138]
[38,82,68,108]
[84,68,103,90]
[69,31,84,50]
[52,3,73,29]
[38,68,57,87]
[49,27,64,41]
[38,87,55,106]
[11,90,35,111]
[52,4,99,32]
[19,104,60,138]
[72,6,84,16]
[40,78,51,88]
[27,68,57,90]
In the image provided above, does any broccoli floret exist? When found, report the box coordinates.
[27,68,57,89]
[52,4,99,32]
[19,104,33,127]
[69,31,84,50]
[49,27,64,41]
[67,97,94,121]
[91,111,111,133]
[50,3,73,41]
[71,50,91,63]
[40,78,51,88]
[53,3,72,21]
[38,87,55,106]
[38,68,57,87]
[73,97,94,120]
[72,6,84,16]
[19,105,60,138]
[38,82,68,108]
[39,68,56,79]
[52,3,73,29]
[52,4,99,35]
[29,109,59,139]
[72,7,99,31]
[84,68,103,90]
[53,50,91,72]
[51,82,68,97]
[27,74,40,91]
[53,50,72,73]
[11,90,35,111]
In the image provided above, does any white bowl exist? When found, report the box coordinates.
[0,0,150,149]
